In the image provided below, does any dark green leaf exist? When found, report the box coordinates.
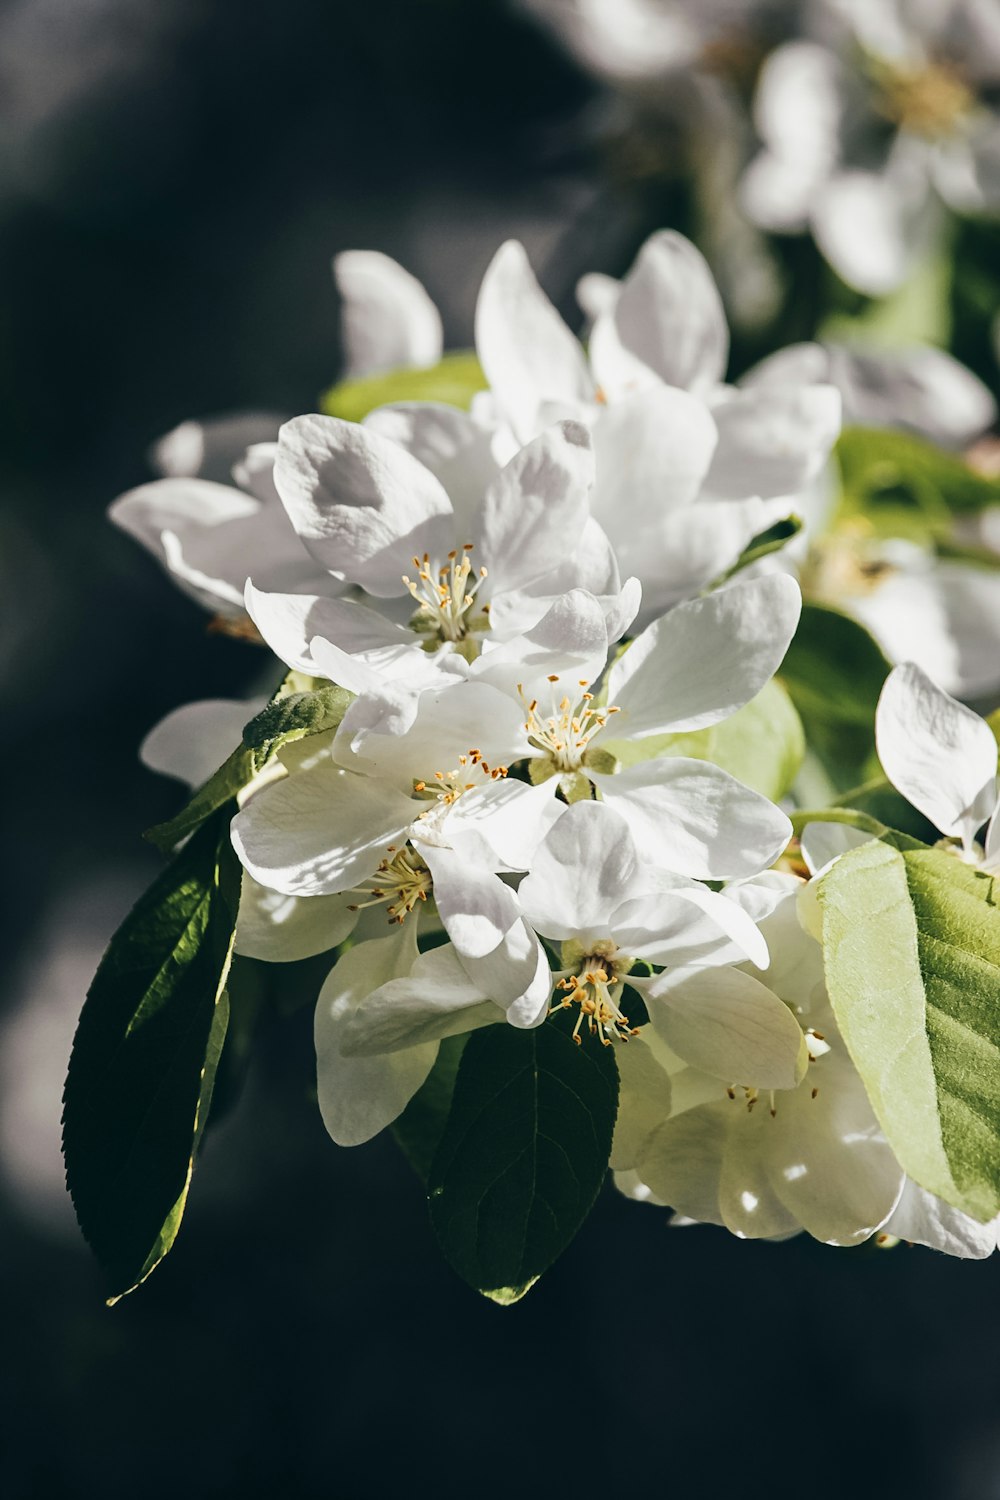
[393,1034,469,1181]
[145,681,352,853]
[63,811,240,1300]
[779,602,890,787]
[321,351,486,423]
[818,841,1000,1221]
[428,1014,618,1304]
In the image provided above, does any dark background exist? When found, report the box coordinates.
[3,3,1000,1496]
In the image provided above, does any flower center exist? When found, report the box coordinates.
[519,677,620,775]
[402,544,490,656]
[873,58,973,137]
[347,845,431,925]
[413,750,508,807]
[551,940,637,1046]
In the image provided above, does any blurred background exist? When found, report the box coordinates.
[4,1,1000,1495]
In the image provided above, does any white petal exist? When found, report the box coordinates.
[751,41,844,168]
[246,581,417,676]
[230,759,413,896]
[589,386,719,586]
[273,414,452,596]
[150,412,284,482]
[611,1033,672,1171]
[471,587,609,702]
[798,822,874,877]
[594,759,792,881]
[314,924,435,1145]
[477,420,594,594]
[333,249,443,378]
[475,240,594,442]
[458,917,553,1029]
[140,696,267,788]
[811,170,933,298]
[637,496,793,616]
[341,941,500,1055]
[590,230,728,397]
[363,402,499,533]
[339,679,527,787]
[109,477,256,611]
[704,385,841,500]
[828,344,996,449]
[418,842,521,959]
[609,574,802,737]
[518,799,643,942]
[647,965,807,1089]
[234,874,357,961]
[876,662,997,848]
[577,270,621,321]
[610,888,766,969]
[884,1180,998,1259]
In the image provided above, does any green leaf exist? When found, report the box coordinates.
[392,1034,468,1181]
[63,811,240,1300]
[836,427,1000,533]
[428,1014,618,1303]
[321,350,487,423]
[145,681,352,853]
[819,249,952,347]
[818,840,1000,1222]
[602,680,805,803]
[779,602,890,787]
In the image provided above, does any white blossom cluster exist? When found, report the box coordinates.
[111,231,1000,1261]
[522,0,1000,297]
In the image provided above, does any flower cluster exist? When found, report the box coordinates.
[72,224,1000,1306]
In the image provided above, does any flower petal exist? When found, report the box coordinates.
[608,574,801,737]
[230,759,413,896]
[234,874,357,961]
[704,385,841,500]
[518,800,641,942]
[646,964,807,1089]
[883,1180,998,1259]
[314,924,435,1145]
[590,230,728,397]
[477,420,594,594]
[150,412,284,482]
[363,401,499,536]
[273,414,453,595]
[417,842,522,959]
[341,940,501,1056]
[140,696,267,788]
[475,240,594,442]
[594,758,793,881]
[333,249,443,378]
[876,662,998,849]
[246,580,417,676]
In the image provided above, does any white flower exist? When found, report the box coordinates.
[474,234,840,615]
[246,414,638,727]
[230,677,551,1020]
[616,879,907,1245]
[518,800,805,1076]
[875,660,1000,864]
[742,9,1000,295]
[495,572,802,881]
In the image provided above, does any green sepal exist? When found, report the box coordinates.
[818,840,1000,1222]
[427,1011,618,1304]
[321,350,486,423]
[63,808,241,1301]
